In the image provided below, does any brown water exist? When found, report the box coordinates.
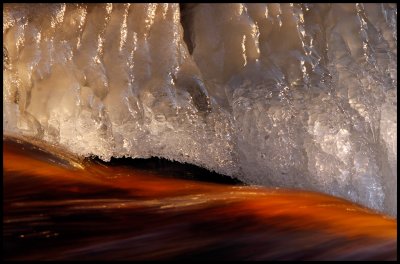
[3,137,397,260]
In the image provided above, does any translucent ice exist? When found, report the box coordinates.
[3,4,397,216]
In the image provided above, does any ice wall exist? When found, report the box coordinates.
[3,3,397,216]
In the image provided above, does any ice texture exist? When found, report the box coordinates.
[3,4,397,216]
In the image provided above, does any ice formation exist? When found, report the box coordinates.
[3,4,397,216]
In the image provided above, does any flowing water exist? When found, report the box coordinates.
[3,3,397,260]
[3,137,397,260]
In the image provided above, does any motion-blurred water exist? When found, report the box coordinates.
[3,137,397,260]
